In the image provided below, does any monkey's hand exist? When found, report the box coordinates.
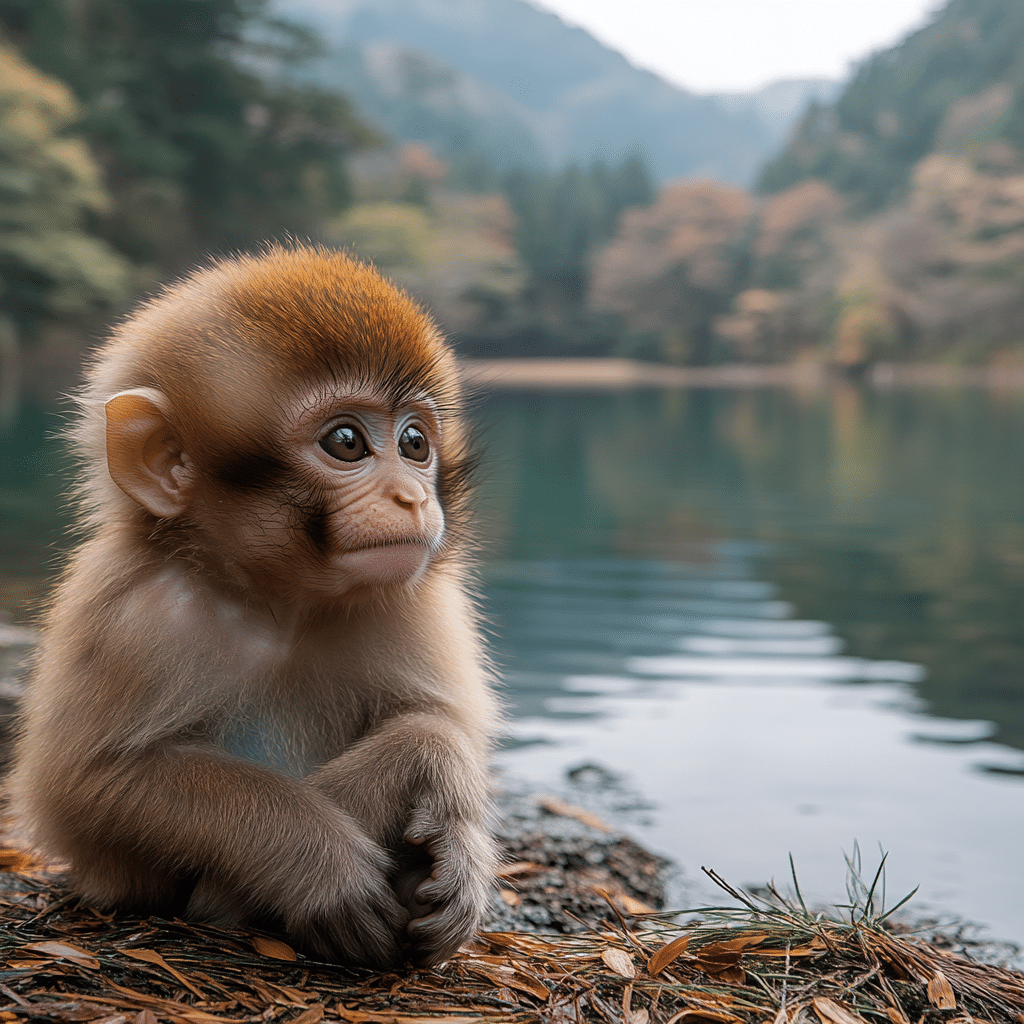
[281,827,409,968]
[397,806,496,965]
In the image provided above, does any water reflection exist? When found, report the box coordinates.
[478,386,1024,752]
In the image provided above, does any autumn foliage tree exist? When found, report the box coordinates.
[590,181,752,364]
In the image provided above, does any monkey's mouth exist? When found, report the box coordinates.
[346,538,431,552]
[337,539,434,583]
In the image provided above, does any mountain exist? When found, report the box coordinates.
[713,79,841,148]
[275,0,834,184]
[760,0,1024,209]
[704,0,1024,367]
[307,40,549,171]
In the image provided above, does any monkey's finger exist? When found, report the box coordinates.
[413,876,448,905]
[402,806,441,846]
[406,909,442,940]
[406,909,471,966]
[407,891,441,917]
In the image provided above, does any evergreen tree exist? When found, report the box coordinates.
[0,0,380,262]
[502,155,655,307]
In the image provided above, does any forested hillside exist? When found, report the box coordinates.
[4,0,1018,389]
[761,0,1024,211]
[596,0,1024,368]
[0,0,378,268]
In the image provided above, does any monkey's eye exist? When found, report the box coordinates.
[398,425,430,462]
[320,425,370,462]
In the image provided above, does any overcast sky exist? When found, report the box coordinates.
[536,0,941,93]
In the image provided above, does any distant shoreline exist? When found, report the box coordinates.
[460,358,1024,391]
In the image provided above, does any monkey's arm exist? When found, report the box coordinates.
[308,707,496,965]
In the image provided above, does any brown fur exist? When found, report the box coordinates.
[9,244,498,968]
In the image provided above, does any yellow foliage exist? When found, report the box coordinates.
[832,294,898,368]
[325,202,432,268]
[0,42,131,319]
[323,193,523,332]
[0,43,77,139]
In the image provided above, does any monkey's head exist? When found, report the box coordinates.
[79,245,474,598]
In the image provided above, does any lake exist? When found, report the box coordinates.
[473,383,1024,949]
[2,382,1023,947]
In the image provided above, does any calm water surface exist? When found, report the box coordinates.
[2,384,1023,945]
[474,385,1024,947]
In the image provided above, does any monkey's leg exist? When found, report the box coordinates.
[308,713,496,965]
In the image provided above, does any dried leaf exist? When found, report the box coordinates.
[716,966,746,985]
[88,988,245,1024]
[495,861,544,878]
[53,1004,109,1022]
[289,1006,324,1024]
[251,936,297,961]
[468,964,549,1000]
[694,943,744,964]
[498,888,522,907]
[884,1007,910,1024]
[717,934,767,951]
[664,1008,743,1024]
[927,970,956,1010]
[134,1013,158,1024]
[812,996,869,1024]
[275,984,311,1004]
[24,941,100,969]
[751,945,826,958]
[504,972,550,1001]
[627,1011,649,1024]
[119,950,205,999]
[648,934,691,976]
[538,796,614,832]
[602,946,636,978]
[618,894,657,915]
[693,944,743,976]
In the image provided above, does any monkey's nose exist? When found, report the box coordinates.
[391,479,428,512]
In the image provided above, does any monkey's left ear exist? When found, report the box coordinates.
[105,388,194,518]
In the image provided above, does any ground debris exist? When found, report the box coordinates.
[481,786,670,936]
[0,857,1022,1024]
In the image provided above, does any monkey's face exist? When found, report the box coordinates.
[298,389,446,590]
[184,384,447,598]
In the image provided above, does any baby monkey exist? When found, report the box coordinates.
[10,245,497,968]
